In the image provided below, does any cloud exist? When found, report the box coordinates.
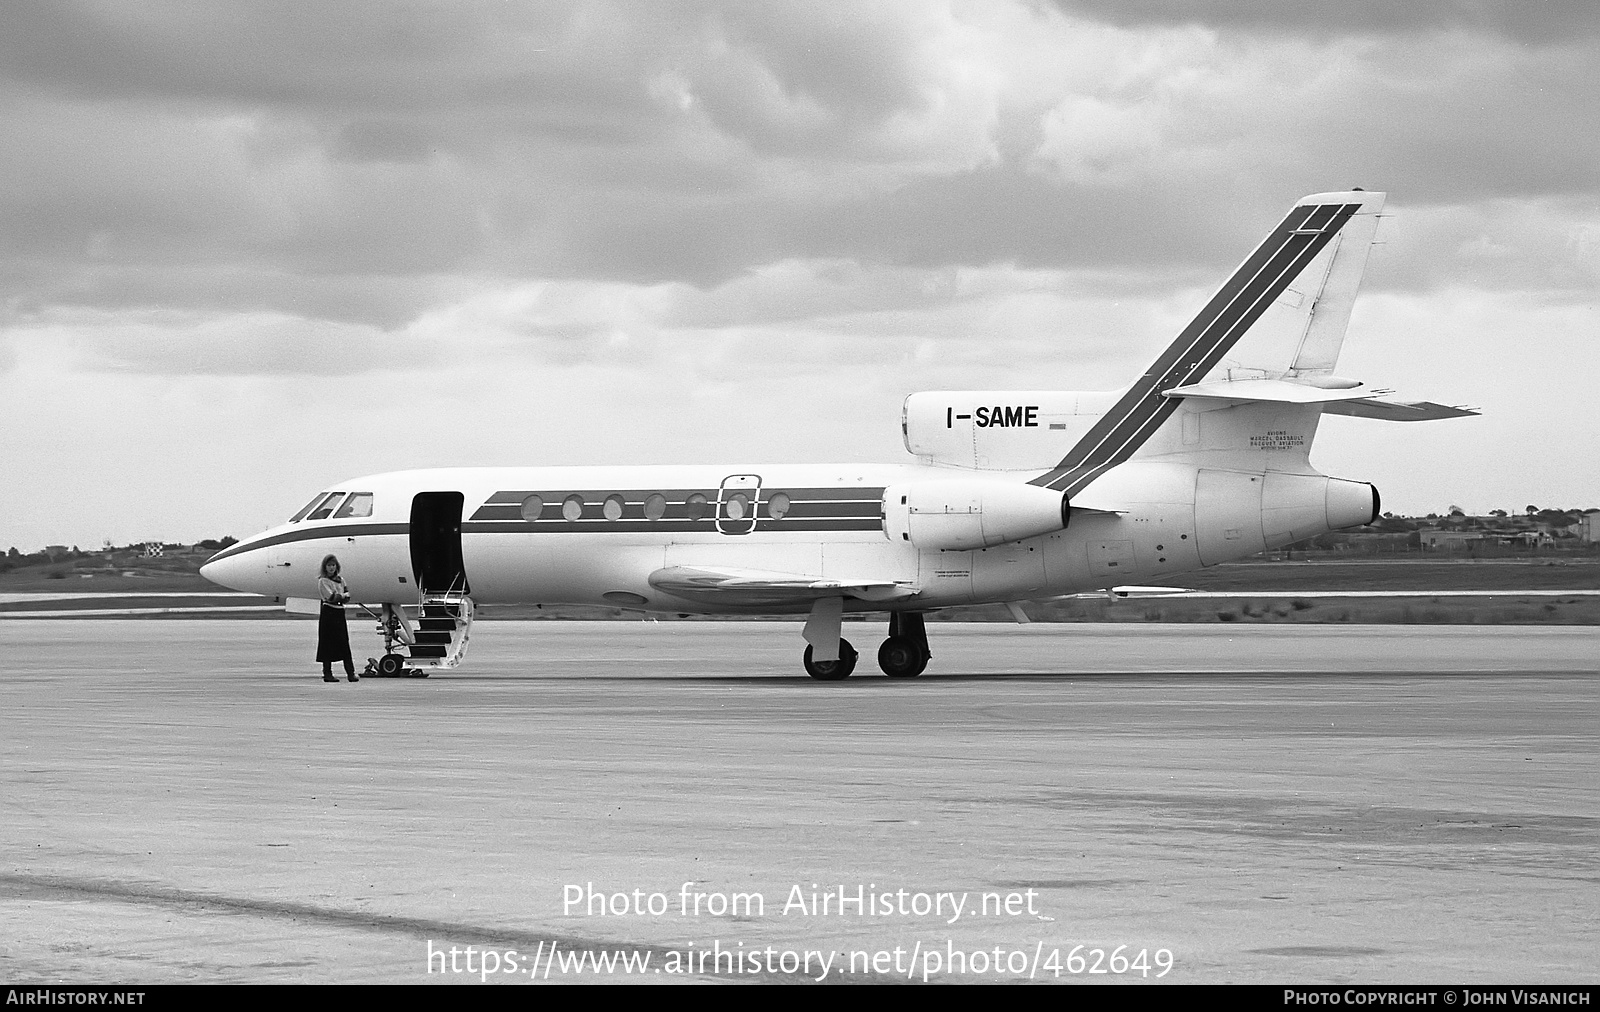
[1053,0,1600,44]
[1026,23,1600,203]
[6,308,443,377]
[1,2,1596,545]
[3,2,1593,309]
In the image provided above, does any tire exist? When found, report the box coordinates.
[878,636,927,678]
[803,639,857,680]
[376,653,406,677]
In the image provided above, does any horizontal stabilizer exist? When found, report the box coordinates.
[1320,398,1479,421]
[1164,378,1477,421]
[648,566,917,606]
[1163,378,1372,404]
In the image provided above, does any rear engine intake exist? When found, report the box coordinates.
[883,480,1070,551]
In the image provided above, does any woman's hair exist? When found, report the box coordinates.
[321,554,340,577]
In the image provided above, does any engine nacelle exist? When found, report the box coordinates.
[1326,478,1381,530]
[883,479,1070,551]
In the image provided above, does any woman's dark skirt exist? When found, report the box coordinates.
[316,603,352,663]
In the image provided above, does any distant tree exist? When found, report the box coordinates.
[1526,505,1538,515]
[1448,505,1465,516]
[1490,509,1507,517]
[219,536,237,549]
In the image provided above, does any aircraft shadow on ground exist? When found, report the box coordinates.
[392,669,1460,684]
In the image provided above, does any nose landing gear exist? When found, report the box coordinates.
[356,602,430,677]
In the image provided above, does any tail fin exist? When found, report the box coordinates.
[1282,192,1385,376]
[1032,191,1384,493]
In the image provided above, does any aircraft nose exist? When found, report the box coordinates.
[200,550,252,593]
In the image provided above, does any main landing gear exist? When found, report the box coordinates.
[800,600,931,681]
[877,611,930,678]
[883,608,934,678]
[803,640,858,680]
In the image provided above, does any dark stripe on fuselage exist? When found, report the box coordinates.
[206,487,888,565]
[479,486,885,507]
[1031,202,1358,496]
[461,519,884,535]
[203,522,411,563]
[469,487,885,524]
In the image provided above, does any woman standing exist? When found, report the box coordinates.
[317,555,357,682]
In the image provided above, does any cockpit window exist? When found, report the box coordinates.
[289,493,329,523]
[333,492,374,519]
[306,493,346,521]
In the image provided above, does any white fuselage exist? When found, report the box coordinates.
[199,457,1276,614]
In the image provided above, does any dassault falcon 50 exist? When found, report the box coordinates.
[201,190,1474,679]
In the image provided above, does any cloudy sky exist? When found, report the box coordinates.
[2,1,1596,550]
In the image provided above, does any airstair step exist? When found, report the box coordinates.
[408,644,448,658]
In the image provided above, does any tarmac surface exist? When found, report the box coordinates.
[2,619,1596,985]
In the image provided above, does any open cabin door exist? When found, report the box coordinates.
[409,491,470,595]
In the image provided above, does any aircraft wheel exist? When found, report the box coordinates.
[803,639,857,680]
[376,653,407,677]
[878,636,927,678]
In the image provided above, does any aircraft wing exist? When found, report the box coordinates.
[647,566,917,606]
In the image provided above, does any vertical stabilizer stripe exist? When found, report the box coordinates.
[1032,202,1358,496]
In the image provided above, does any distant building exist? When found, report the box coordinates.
[1579,512,1600,543]
[1420,531,1484,550]
[1420,529,1549,551]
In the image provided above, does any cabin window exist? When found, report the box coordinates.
[766,492,791,520]
[289,493,330,523]
[725,493,748,521]
[519,495,544,522]
[685,493,710,520]
[307,493,345,521]
[562,495,585,521]
[643,493,667,520]
[334,492,373,519]
[603,494,625,521]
